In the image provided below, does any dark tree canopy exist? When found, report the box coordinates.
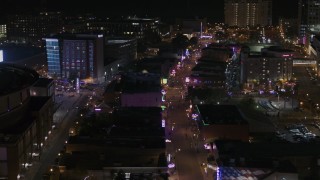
[189,36,198,46]
[171,33,190,51]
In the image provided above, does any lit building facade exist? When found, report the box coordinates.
[0,63,54,180]
[310,35,320,76]
[224,0,272,27]
[0,25,6,40]
[240,54,293,89]
[44,34,105,82]
[298,0,320,45]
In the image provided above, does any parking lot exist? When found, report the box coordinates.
[275,121,320,143]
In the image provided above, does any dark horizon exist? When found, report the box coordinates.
[0,0,298,24]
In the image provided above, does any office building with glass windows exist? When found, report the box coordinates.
[43,34,104,82]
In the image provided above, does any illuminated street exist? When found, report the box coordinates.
[24,90,90,180]
[165,49,215,180]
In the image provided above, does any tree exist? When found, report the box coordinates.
[189,36,198,46]
[171,33,190,52]
[114,169,125,180]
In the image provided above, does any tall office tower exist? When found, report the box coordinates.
[44,34,104,82]
[298,0,320,44]
[0,24,6,40]
[224,0,272,27]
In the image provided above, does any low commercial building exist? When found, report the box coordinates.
[60,107,167,179]
[193,104,249,142]
[104,72,163,108]
[189,58,227,88]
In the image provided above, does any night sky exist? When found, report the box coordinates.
[0,0,298,24]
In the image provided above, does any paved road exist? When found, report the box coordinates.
[166,89,213,180]
[166,53,215,180]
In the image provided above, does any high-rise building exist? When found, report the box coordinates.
[0,25,6,40]
[279,18,298,40]
[43,34,104,82]
[224,0,272,27]
[298,0,320,44]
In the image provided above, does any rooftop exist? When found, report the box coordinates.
[266,46,294,53]
[60,150,167,170]
[72,107,165,148]
[192,61,226,72]
[68,136,166,149]
[33,78,54,87]
[0,63,39,95]
[113,107,163,127]
[121,73,161,93]
[215,139,320,158]
[195,105,248,125]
